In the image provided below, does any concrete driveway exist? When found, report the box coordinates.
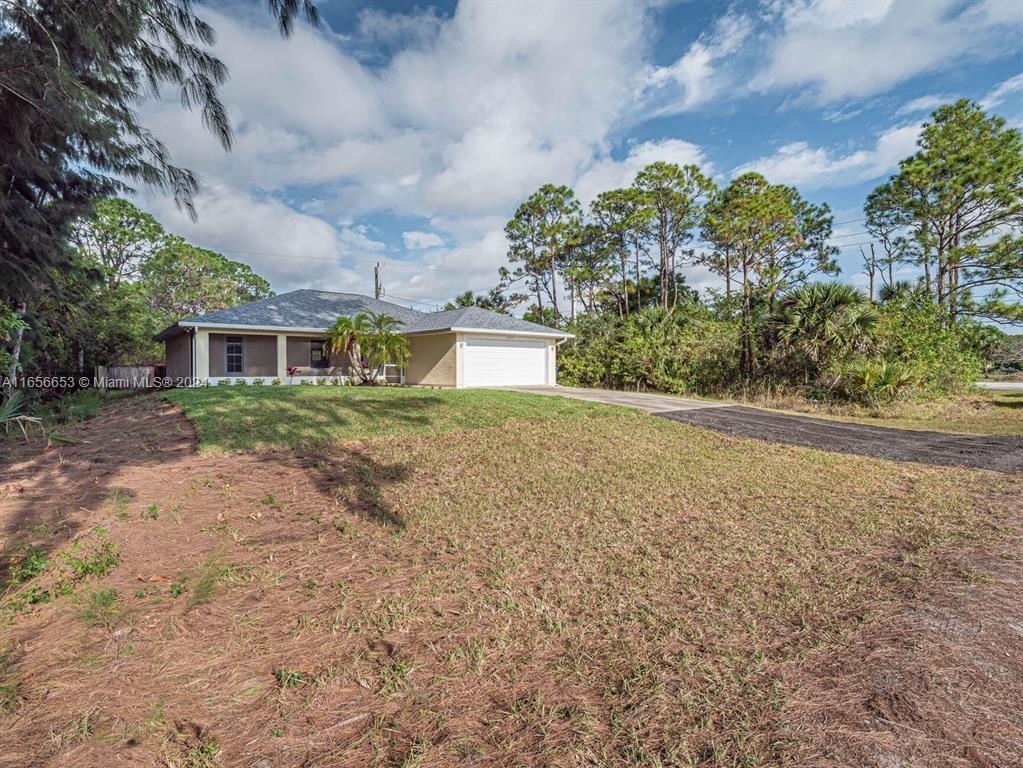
[498,385,728,413]
[978,381,1023,391]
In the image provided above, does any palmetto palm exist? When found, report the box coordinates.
[774,282,878,370]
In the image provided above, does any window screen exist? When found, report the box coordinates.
[225,336,244,374]
[310,340,330,369]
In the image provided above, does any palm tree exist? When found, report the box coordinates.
[326,312,409,384]
[773,282,878,379]
[326,312,370,380]
[362,313,410,383]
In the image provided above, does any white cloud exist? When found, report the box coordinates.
[755,0,1023,104]
[574,139,709,205]
[642,11,752,115]
[732,121,921,189]
[138,1,660,304]
[135,185,368,293]
[895,94,953,117]
[981,72,1023,110]
[402,231,445,249]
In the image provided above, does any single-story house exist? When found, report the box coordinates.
[154,289,573,387]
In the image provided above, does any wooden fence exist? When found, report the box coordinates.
[95,365,159,389]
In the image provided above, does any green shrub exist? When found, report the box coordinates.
[836,358,915,406]
[874,298,981,397]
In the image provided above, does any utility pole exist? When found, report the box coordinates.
[374,263,381,300]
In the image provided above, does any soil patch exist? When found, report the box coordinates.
[656,406,1023,472]
[1,396,1019,767]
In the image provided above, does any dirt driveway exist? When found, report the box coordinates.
[657,405,1023,472]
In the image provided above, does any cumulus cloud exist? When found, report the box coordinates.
[732,122,921,189]
[135,185,368,293]
[574,139,709,205]
[755,0,1023,104]
[402,231,445,250]
[137,1,660,302]
[642,11,752,115]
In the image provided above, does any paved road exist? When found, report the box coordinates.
[656,406,1023,472]
[498,385,728,413]
[978,381,1023,391]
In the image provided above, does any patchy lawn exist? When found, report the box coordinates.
[747,390,1023,435]
[165,385,618,451]
[0,392,1020,767]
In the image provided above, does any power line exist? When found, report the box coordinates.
[211,246,472,277]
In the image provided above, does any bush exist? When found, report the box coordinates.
[835,358,915,407]
[874,298,981,397]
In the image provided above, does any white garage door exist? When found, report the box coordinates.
[463,336,549,387]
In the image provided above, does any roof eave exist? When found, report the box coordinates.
[178,320,331,334]
[153,323,187,342]
[403,326,573,339]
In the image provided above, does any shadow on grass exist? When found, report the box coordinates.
[298,446,412,530]
[166,388,448,451]
[993,393,1023,409]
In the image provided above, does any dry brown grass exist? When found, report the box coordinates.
[0,394,1019,767]
[740,390,1023,435]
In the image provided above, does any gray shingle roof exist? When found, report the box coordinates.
[158,289,570,339]
[179,290,423,329]
[408,306,571,336]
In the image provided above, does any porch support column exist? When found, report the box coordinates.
[276,334,288,381]
[194,329,210,384]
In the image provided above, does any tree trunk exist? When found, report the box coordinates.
[724,248,732,303]
[634,238,643,309]
[6,301,26,391]
[549,252,559,323]
[620,247,629,316]
[659,218,669,311]
[740,259,753,382]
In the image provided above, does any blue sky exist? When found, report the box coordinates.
[136,0,1023,313]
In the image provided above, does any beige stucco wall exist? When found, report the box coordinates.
[405,332,457,386]
[209,333,277,377]
[164,333,192,381]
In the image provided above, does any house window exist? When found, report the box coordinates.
[225,336,244,374]
[310,340,330,369]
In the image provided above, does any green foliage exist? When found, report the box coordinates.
[0,305,28,375]
[16,198,275,386]
[0,0,316,305]
[874,296,981,397]
[5,544,49,587]
[443,288,515,314]
[79,588,121,628]
[835,359,915,407]
[504,184,583,324]
[327,311,409,384]
[559,304,740,395]
[2,530,119,614]
[140,241,273,327]
[186,556,228,612]
[867,100,1023,323]
[771,282,878,382]
[274,668,307,689]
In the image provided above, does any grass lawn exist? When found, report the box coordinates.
[164,385,619,450]
[749,390,1023,435]
[2,388,1019,766]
